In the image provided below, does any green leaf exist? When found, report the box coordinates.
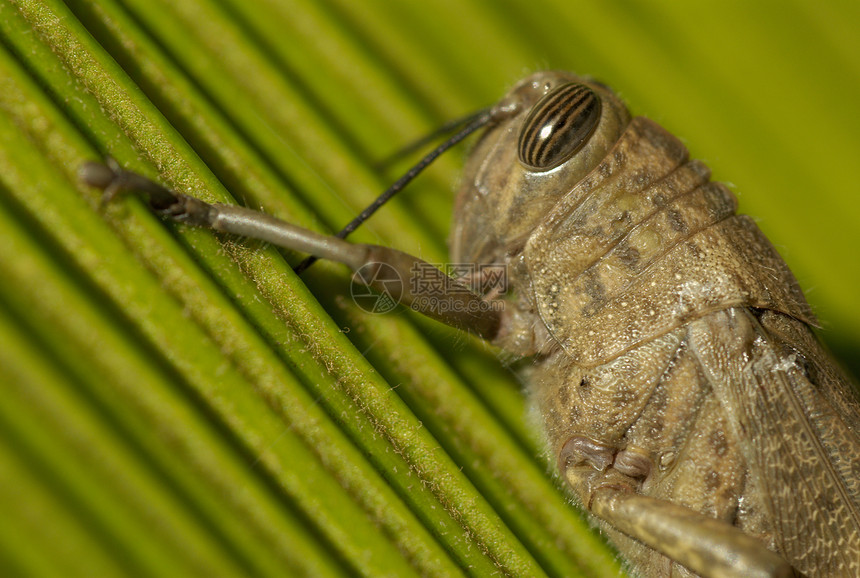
[1,1,858,577]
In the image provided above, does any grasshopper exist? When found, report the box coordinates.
[81,71,860,577]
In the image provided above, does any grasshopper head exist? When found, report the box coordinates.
[450,71,631,266]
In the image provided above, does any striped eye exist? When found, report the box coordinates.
[518,83,602,171]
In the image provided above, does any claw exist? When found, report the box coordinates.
[78,159,181,211]
[78,159,124,205]
[78,159,118,189]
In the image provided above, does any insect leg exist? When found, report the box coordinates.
[589,487,802,578]
[79,161,502,339]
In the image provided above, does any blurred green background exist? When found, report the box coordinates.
[1,1,857,576]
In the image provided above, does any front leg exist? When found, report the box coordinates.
[79,161,502,339]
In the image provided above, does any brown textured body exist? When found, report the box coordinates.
[452,71,860,576]
[90,69,860,577]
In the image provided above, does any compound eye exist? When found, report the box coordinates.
[518,83,602,171]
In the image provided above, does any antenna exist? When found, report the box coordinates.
[372,108,493,170]
[294,107,493,274]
